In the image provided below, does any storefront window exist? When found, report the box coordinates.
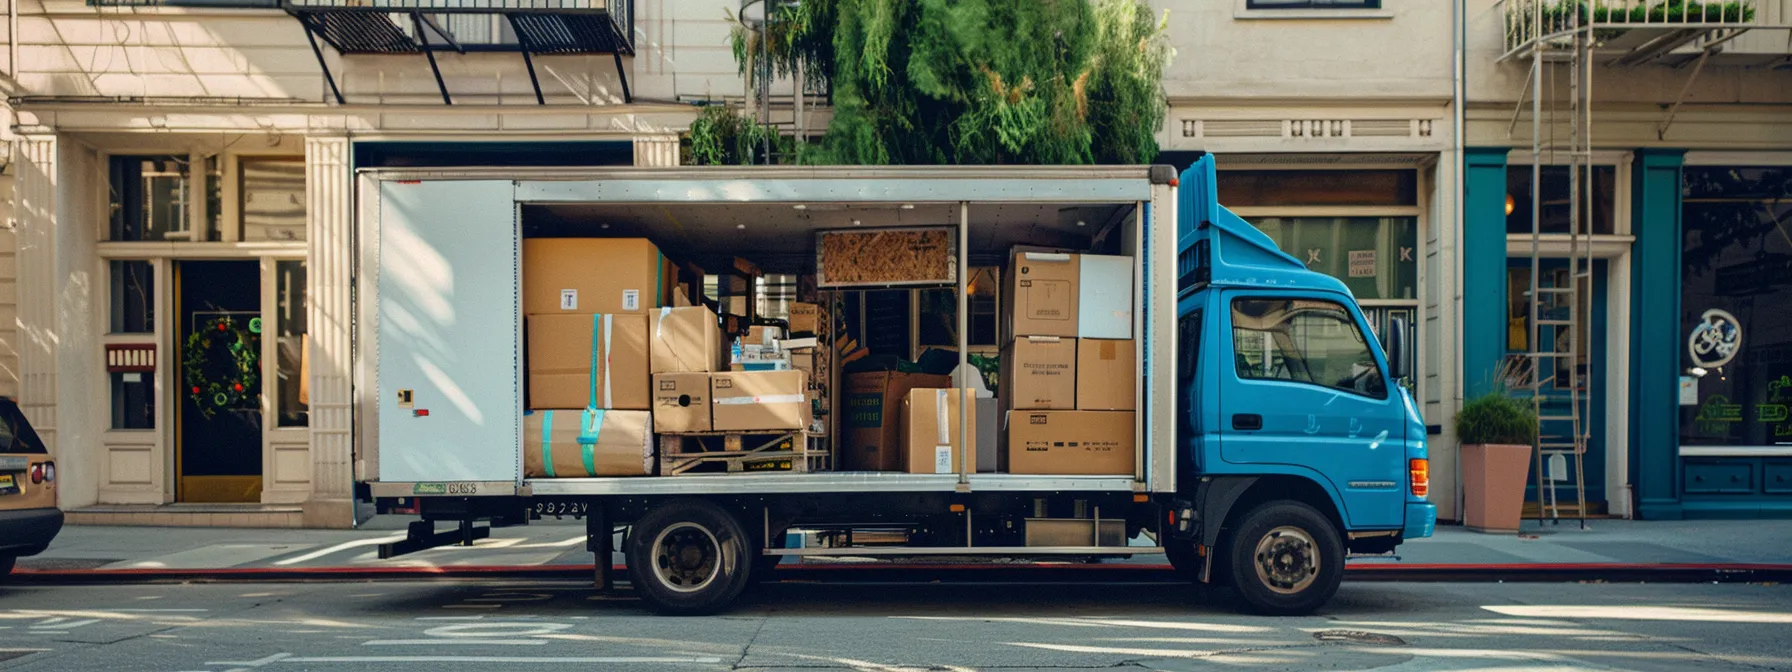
[276,260,309,427]
[1250,217,1418,300]
[1679,167,1792,446]
[1505,165,1618,235]
[241,158,307,242]
[1219,170,1416,207]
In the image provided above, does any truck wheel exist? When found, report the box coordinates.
[1225,500,1344,616]
[625,499,755,616]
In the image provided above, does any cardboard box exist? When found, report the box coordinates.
[1076,339,1136,411]
[652,373,711,432]
[523,409,654,477]
[745,325,784,346]
[527,313,650,410]
[974,397,999,472]
[1006,411,1135,475]
[1005,251,1079,337]
[899,388,977,474]
[523,238,673,315]
[843,372,952,471]
[650,306,726,374]
[1079,254,1134,339]
[1001,336,1077,410]
[788,302,823,334]
[711,370,809,431]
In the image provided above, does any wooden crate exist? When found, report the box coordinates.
[657,430,829,475]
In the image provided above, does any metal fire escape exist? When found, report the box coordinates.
[1499,0,1788,525]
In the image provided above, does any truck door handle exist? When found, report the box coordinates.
[1232,413,1263,431]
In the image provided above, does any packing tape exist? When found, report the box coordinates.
[578,408,605,477]
[1024,252,1072,263]
[935,388,950,446]
[540,411,557,478]
[586,314,601,410]
[713,394,805,405]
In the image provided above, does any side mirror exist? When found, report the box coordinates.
[1384,316,1410,382]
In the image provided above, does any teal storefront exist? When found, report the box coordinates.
[1465,148,1792,520]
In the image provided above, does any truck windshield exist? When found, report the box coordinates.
[1231,298,1385,399]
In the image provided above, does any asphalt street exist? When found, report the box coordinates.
[0,579,1787,671]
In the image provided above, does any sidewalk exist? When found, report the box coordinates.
[15,516,1790,577]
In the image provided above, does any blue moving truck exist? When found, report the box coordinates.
[363,155,1436,616]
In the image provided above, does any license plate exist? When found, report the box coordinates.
[0,473,16,495]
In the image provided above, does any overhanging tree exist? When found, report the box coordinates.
[691,0,1171,166]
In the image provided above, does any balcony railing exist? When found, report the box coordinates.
[1500,0,1779,59]
[85,0,632,52]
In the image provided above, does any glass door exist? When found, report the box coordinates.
[1505,259,1609,509]
[176,260,264,503]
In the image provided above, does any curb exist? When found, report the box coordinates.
[10,562,1792,586]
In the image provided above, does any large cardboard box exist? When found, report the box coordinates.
[523,409,654,477]
[711,370,809,431]
[650,306,726,374]
[1005,251,1079,337]
[1078,254,1134,339]
[843,372,952,471]
[1006,411,1135,475]
[1001,336,1077,410]
[527,313,650,410]
[523,238,673,315]
[652,373,711,432]
[899,388,977,475]
[1076,339,1136,411]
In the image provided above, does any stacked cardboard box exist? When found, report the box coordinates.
[843,371,951,471]
[1001,251,1138,476]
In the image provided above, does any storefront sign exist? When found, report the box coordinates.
[1687,309,1742,369]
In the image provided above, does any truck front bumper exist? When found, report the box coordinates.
[1403,501,1437,540]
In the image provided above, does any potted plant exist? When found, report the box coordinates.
[1455,382,1538,534]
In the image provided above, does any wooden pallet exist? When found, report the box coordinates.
[658,430,829,475]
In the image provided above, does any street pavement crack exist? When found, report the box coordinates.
[734,615,771,670]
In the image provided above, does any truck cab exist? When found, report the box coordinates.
[1163,156,1437,613]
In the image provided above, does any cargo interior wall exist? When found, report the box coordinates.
[516,199,1143,479]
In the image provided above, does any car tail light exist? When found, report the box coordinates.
[42,461,54,483]
[1409,458,1429,498]
[30,463,44,484]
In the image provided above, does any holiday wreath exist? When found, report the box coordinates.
[184,316,259,418]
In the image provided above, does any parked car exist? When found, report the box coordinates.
[0,397,60,580]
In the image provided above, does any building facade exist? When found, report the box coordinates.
[4,0,1787,527]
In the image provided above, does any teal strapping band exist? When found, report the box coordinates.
[578,408,605,477]
[540,411,557,478]
[588,314,602,410]
[655,253,664,307]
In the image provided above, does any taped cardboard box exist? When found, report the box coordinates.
[527,313,650,410]
[1006,411,1135,475]
[652,373,711,432]
[1076,339,1136,411]
[1078,254,1134,339]
[523,238,673,315]
[899,388,977,475]
[1001,336,1076,410]
[523,409,654,478]
[712,370,810,431]
[788,302,824,335]
[1004,251,1079,337]
[842,372,951,471]
[650,306,726,374]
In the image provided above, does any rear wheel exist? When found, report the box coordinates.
[1224,500,1344,616]
[625,499,755,616]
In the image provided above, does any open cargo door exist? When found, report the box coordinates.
[373,180,521,487]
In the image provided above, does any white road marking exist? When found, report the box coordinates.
[109,609,209,613]
[272,536,405,566]
[274,656,725,664]
[441,605,501,609]
[204,653,295,667]
[424,622,572,638]
[32,618,100,630]
[414,616,485,621]
[363,640,547,646]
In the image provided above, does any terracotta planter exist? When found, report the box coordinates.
[1460,443,1532,533]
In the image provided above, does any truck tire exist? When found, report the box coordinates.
[625,499,755,616]
[1224,500,1344,616]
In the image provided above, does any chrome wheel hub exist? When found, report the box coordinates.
[652,522,722,593]
[1253,526,1319,595]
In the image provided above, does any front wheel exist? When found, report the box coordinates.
[1224,500,1344,616]
[624,499,755,616]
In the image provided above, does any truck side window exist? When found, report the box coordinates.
[1177,310,1201,383]
[1231,298,1386,399]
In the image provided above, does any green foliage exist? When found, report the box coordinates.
[1512,1,1756,44]
[1455,392,1538,447]
[685,105,793,166]
[184,317,259,419]
[697,0,1172,166]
